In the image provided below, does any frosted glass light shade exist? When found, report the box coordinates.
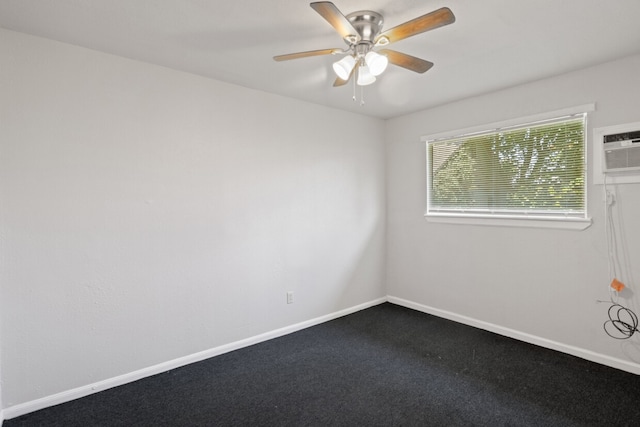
[332,55,356,80]
[365,51,388,76]
[357,65,376,86]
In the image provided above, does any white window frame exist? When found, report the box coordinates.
[422,104,595,230]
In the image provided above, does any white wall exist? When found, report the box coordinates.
[0,334,3,425]
[386,54,640,371]
[0,29,386,409]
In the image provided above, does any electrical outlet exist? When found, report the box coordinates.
[287,291,294,304]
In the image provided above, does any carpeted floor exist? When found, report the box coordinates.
[6,303,640,426]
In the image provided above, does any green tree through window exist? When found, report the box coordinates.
[428,115,586,218]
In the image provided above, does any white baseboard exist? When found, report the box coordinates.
[3,297,386,420]
[388,295,640,375]
[6,295,639,420]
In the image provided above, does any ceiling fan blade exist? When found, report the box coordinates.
[375,7,455,45]
[311,2,360,43]
[378,49,434,73]
[333,76,348,87]
[273,48,339,61]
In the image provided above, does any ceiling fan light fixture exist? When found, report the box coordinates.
[333,55,356,80]
[357,65,376,86]
[365,51,388,76]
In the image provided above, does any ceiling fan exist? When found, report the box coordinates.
[274,1,455,88]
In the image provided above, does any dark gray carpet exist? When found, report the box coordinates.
[6,303,640,426]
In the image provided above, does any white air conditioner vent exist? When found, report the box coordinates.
[603,130,640,173]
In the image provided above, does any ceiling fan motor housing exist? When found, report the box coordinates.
[346,10,384,54]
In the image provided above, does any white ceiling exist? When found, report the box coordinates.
[2,0,640,119]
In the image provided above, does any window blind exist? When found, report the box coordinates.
[427,114,586,218]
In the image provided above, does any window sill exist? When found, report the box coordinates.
[425,213,592,230]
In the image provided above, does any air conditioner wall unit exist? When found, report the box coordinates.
[603,130,640,173]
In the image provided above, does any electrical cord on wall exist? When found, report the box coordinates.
[600,175,639,339]
[604,176,620,287]
[604,303,639,339]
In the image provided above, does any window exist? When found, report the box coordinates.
[426,113,590,228]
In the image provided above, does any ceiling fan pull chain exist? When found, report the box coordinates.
[360,85,365,106]
[352,72,357,102]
